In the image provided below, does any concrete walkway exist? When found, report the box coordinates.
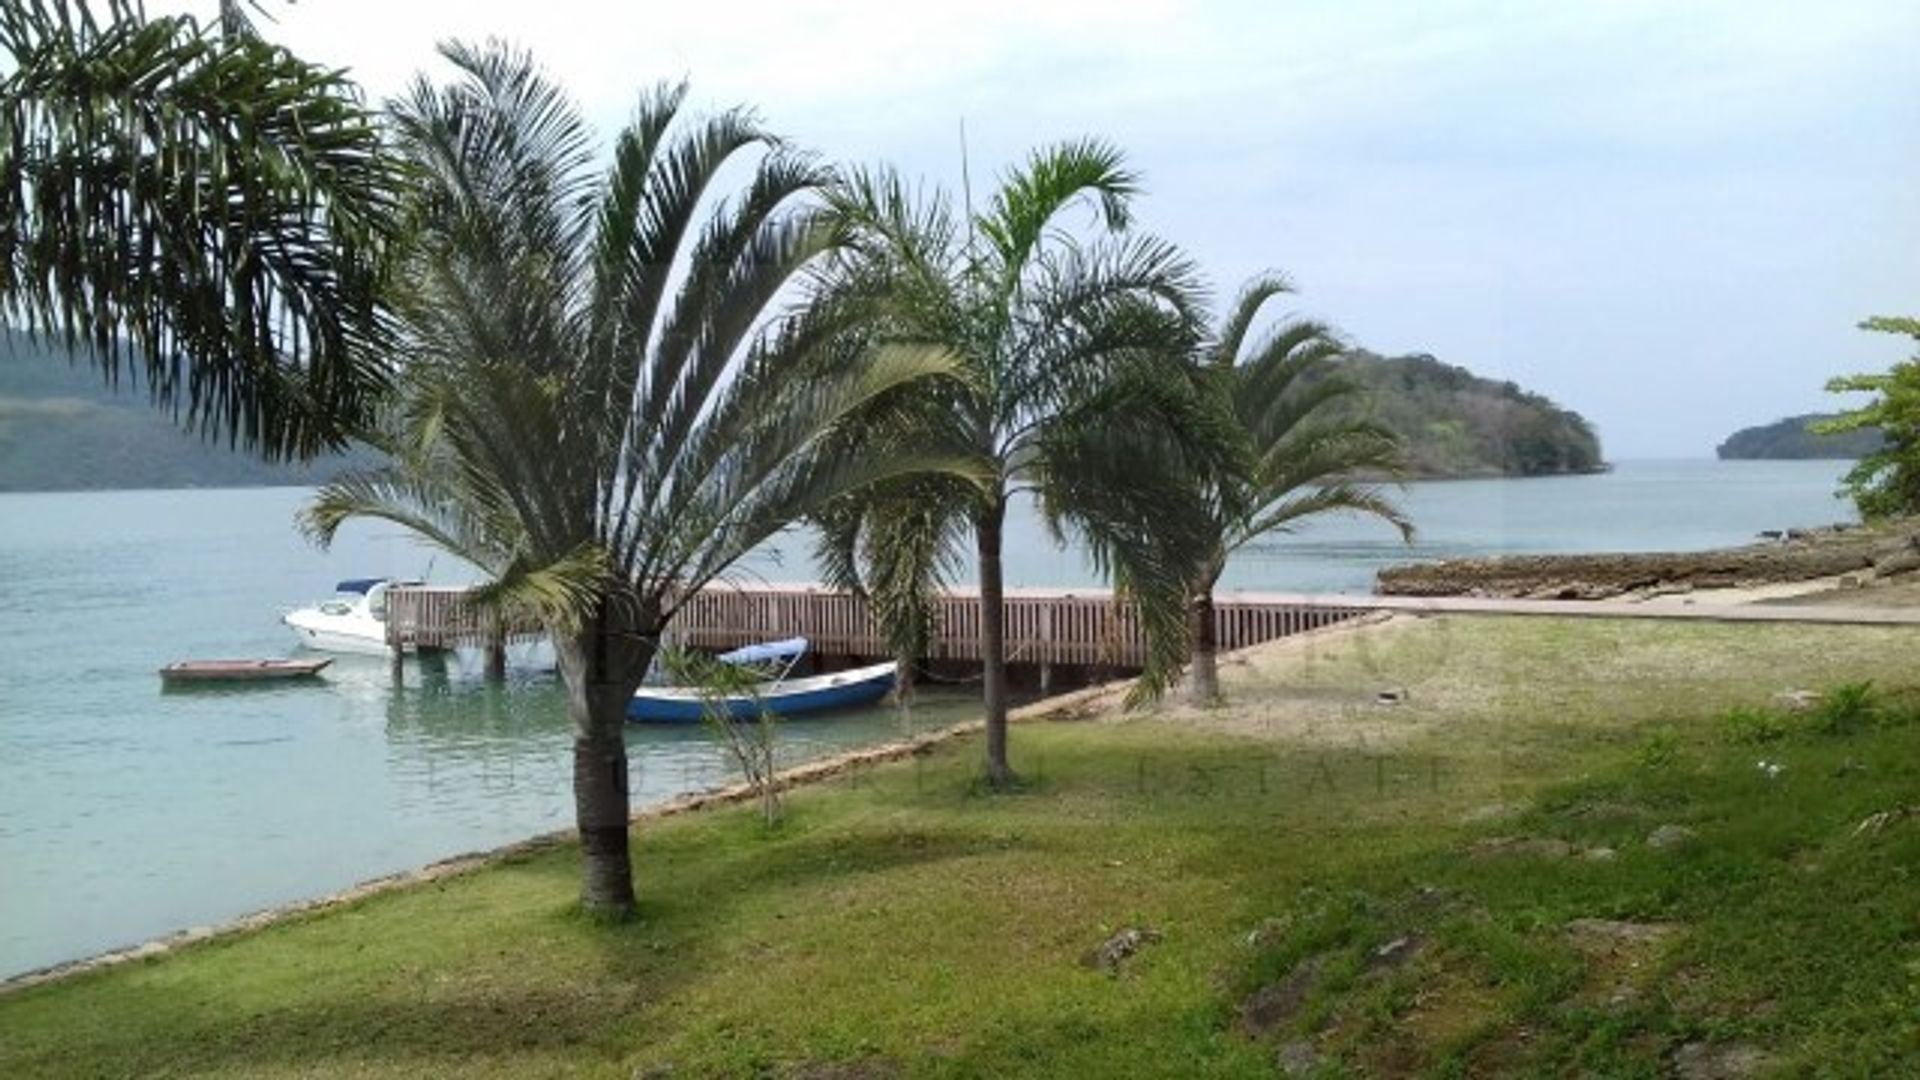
[1216,590,1920,627]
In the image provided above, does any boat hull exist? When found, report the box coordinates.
[628,661,897,723]
[161,658,333,683]
[282,612,390,655]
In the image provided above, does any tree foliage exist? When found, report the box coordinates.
[813,145,1232,783]
[301,45,970,913]
[661,648,785,827]
[0,0,403,458]
[1179,275,1412,704]
[1336,351,1602,477]
[1197,278,1413,571]
[1819,316,1920,520]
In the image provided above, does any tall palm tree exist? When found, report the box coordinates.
[1183,274,1414,704]
[301,46,969,916]
[0,0,400,458]
[816,148,1232,788]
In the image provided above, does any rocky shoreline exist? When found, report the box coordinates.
[1376,521,1920,600]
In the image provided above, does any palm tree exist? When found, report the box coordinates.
[1183,274,1414,705]
[816,148,1232,788]
[0,0,400,458]
[301,46,969,916]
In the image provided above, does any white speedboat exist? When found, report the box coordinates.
[282,578,415,655]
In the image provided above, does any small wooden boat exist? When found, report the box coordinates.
[160,658,333,684]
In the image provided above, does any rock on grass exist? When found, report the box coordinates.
[1672,1041,1773,1079]
[1647,824,1699,850]
[1082,926,1160,974]
[1240,956,1325,1037]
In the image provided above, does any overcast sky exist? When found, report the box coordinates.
[174,0,1919,458]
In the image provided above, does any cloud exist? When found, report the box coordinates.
[150,0,1920,456]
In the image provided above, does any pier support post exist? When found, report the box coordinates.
[485,634,507,682]
[389,644,404,683]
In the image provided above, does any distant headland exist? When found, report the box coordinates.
[1717,413,1884,461]
[1338,351,1605,479]
[0,338,1604,492]
[0,336,367,492]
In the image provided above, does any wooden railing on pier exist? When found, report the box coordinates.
[386,582,1373,669]
[671,584,1369,668]
[384,586,542,651]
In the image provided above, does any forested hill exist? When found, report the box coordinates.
[1716,413,1884,460]
[0,336,368,492]
[2,335,1602,490]
[1337,351,1605,478]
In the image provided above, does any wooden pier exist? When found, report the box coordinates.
[385,582,1375,677]
[670,583,1373,670]
[384,580,1920,683]
[384,585,542,652]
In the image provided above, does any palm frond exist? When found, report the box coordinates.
[391,42,593,384]
[1001,240,1206,440]
[657,340,987,596]
[1211,271,1294,368]
[0,0,402,458]
[641,194,839,497]
[822,164,959,286]
[599,100,785,537]
[427,40,599,271]
[812,474,974,664]
[301,463,516,571]
[466,542,612,634]
[976,137,1136,276]
[1236,480,1413,548]
[1203,277,1415,563]
[1031,364,1240,699]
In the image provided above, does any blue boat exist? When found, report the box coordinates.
[627,637,897,723]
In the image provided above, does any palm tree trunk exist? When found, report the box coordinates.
[976,498,1015,788]
[554,600,655,919]
[1187,587,1221,706]
[572,709,634,915]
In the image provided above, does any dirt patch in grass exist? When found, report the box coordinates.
[1563,918,1682,1007]
[784,1058,904,1080]
[1239,954,1327,1038]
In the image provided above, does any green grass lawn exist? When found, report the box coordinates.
[6,615,1920,1078]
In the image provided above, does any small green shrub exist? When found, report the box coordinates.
[1815,681,1880,736]
[1722,704,1790,745]
[1636,729,1680,769]
[1874,688,1920,729]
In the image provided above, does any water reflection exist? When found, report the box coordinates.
[373,651,973,829]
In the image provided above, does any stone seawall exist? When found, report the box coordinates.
[1377,523,1920,600]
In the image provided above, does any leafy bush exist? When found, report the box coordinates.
[1636,729,1681,769]
[1821,315,1920,519]
[1815,681,1880,736]
[1722,704,1790,745]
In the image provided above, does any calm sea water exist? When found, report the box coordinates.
[0,459,1852,977]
